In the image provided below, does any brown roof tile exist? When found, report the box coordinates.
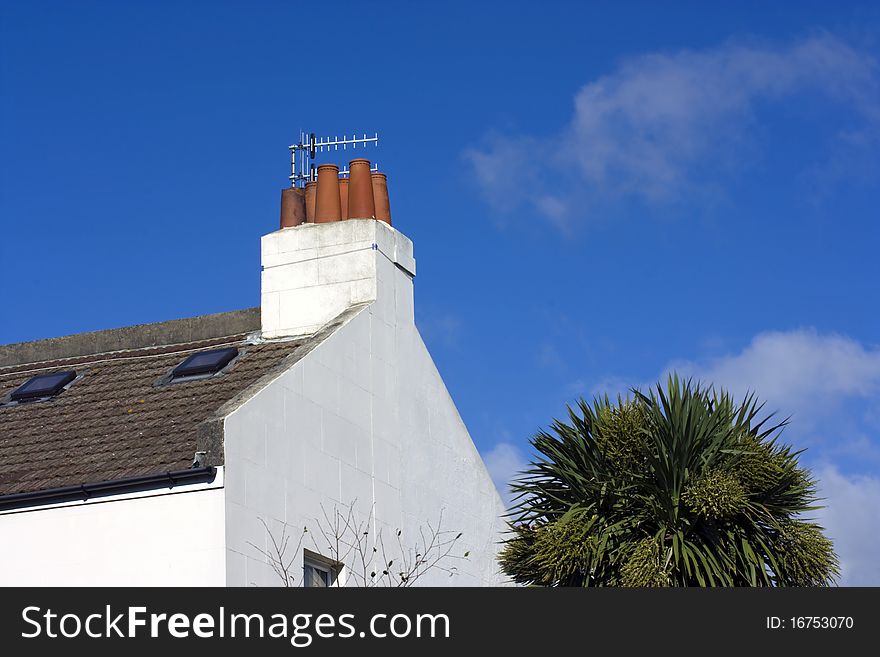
[0,312,307,497]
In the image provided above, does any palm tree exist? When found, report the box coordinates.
[500,375,838,586]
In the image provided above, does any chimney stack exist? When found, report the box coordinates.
[267,129,407,337]
[261,220,415,338]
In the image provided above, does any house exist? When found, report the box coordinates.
[0,160,508,586]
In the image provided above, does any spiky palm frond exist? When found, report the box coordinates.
[500,375,839,587]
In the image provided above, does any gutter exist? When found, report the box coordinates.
[0,466,217,512]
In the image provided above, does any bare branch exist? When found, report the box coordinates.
[251,502,468,587]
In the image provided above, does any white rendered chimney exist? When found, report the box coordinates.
[260,219,416,338]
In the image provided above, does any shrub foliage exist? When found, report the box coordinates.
[500,375,838,586]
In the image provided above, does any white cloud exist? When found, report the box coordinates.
[483,441,528,509]
[465,134,537,213]
[589,329,880,430]
[536,342,565,370]
[667,328,880,431]
[584,376,635,401]
[465,35,879,226]
[815,466,880,585]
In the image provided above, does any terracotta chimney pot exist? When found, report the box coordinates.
[304,181,317,223]
[314,164,342,223]
[338,176,350,221]
[347,158,376,219]
[280,187,307,228]
[371,172,391,225]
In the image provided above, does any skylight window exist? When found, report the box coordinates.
[10,371,77,402]
[171,347,238,380]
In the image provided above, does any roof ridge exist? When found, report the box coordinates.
[0,308,260,369]
[0,332,253,378]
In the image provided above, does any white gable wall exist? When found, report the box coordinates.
[224,231,508,586]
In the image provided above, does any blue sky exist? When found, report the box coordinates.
[2,1,878,584]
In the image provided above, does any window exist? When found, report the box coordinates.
[303,551,340,588]
[10,370,77,402]
[171,347,238,380]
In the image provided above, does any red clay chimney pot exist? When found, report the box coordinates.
[338,176,350,221]
[280,187,307,228]
[371,172,391,225]
[347,158,376,220]
[314,164,342,223]
[304,181,317,223]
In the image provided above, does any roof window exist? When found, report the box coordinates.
[10,371,77,402]
[171,347,238,380]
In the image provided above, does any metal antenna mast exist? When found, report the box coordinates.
[289,131,380,187]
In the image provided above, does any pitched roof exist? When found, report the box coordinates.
[0,308,338,498]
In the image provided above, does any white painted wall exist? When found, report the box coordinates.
[225,221,508,586]
[261,220,415,339]
[0,477,226,586]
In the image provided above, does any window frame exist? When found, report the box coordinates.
[4,370,78,405]
[302,549,341,588]
[171,347,239,381]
